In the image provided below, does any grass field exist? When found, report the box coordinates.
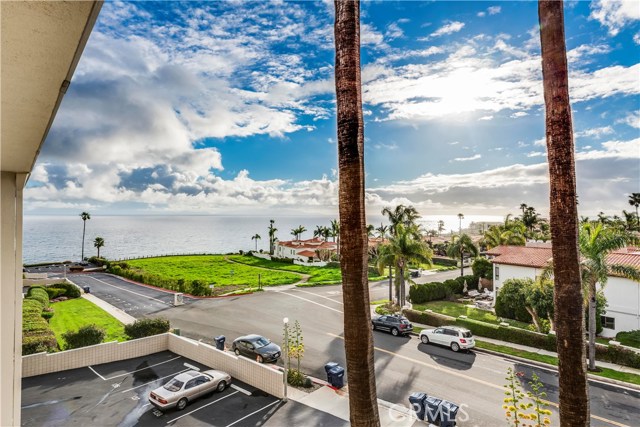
[127,255,302,287]
[412,300,532,330]
[49,298,127,348]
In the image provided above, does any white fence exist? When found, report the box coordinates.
[293,259,328,267]
[251,252,272,260]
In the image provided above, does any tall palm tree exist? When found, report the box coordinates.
[437,220,445,236]
[366,224,375,237]
[519,203,528,216]
[481,222,526,249]
[457,213,464,234]
[381,205,419,236]
[579,222,640,370]
[334,1,379,424]
[268,219,277,255]
[376,224,388,239]
[539,1,589,423]
[628,193,640,226]
[93,237,104,259]
[522,206,540,236]
[314,225,326,238]
[79,211,91,261]
[446,233,478,277]
[330,219,340,256]
[251,234,261,251]
[377,224,432,305]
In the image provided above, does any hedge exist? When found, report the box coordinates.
[616,330,640,349]
[595,343,640,369]
[44,282,81,299]
[62,325,106,350]
[403,309,453,327]
[124,318,171,339]
[432,256,458,266]
[408,282,451,304]
[26,287,49,308]
[22,299,57,355]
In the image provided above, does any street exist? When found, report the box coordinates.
[67,271,640,427]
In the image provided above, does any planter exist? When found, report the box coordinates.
[480,278,494,290]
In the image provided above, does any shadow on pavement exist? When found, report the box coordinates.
[417,343,477,370]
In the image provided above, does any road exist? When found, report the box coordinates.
[66,271,640,427]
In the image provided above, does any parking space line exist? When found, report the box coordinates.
[224,400,280,427]
[289,288,344,305]
[88,366,107,380]
[103,356,182,380]
[84,275,169,305]
[120,369,190,394]
[281,292,343,314]
[230,384,251,395]
[166,391,239,424]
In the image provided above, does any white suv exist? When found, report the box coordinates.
[419,326,475,352]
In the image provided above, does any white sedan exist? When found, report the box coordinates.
[149,369,231,411]
[419,326,475,352]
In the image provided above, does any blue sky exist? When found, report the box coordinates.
[26,0,639,218]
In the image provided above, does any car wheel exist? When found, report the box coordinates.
[391,327,399,336]
[372,323,376,331]
[176,397,188,411]
[234,348,240,356]
[451,342,460,352]
[217,380,227,392]
[256,355,264,363]
[420,335,429,344]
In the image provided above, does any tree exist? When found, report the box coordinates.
[381,205,420,236]
[291,225,306,241]
[437,220,445,236]
[629,193,640,226]
[334,1,379,424]
[376,224,432,305]
[93,237,105,259]
[446,233,478,277]
[457,213,464,234]
[79,211,91,261]
[525,278,555,333]
[314,225,327,238]
[481,219,526,249]
[251,234,261,252]
[330,219,340,256]
[521,206,540,236]
[375,224,388,239]
[268,219,277,255]
[539,1,589,423]
[366,224,375,237]
[519,203,528,216]
[579,222,640,370]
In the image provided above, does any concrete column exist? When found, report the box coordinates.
[1,172,27,426]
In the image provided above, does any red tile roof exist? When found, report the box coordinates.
[297,250,317,258]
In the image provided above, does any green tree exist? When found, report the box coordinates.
[291,225,307,241]
[525,278,555,333]
[381,205,420,236]
[446,233,478,277]
[93,236,105,259]
[376,224,432,305]
[268,219,277,255]
[330,219,340,256]
[539,1,589,422]
[481,219,526,249]
[79,211,91,261]
[376,224,388,239]
[366,224,375,237]
[437,220,445,236]
[334,1,380,423]
[251,233,261,252]
[629,193,640,227]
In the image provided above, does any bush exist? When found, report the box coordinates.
[616,330,640,349]
[62,325,106,350]
[44,282,81,299]
[375,302,400,315]
[190,280,210,296]
[494,279,533,323]
[459,274,479,290]
[444,279,462,294]
[88,256,109,267]
[472,257,493,279]
[408,282,451,304]
[271,256,294,264]
[403,309,453,327]
[124,318,170,339]
[595,343,640,369]
[432,256,457,266]
[41,308,54,320]
[45,287,65,299]
[26,287,50,308]
[22,299,57,355]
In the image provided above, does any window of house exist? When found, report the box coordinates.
[601,316,615,330]
[495,266,500,280]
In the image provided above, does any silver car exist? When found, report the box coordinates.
[149,369,231,411]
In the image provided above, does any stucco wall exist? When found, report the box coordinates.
[600,276,640,338]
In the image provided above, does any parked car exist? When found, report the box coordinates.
[371,314,413,336]
[149,369,231,411]
[232,334,281,363]
[419,326,475,352]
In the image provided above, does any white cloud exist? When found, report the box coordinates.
[479,115,494,121]
[430,21,465,38]
[576,138,640,160]
[533,138,546,147]
[452,154,481,162]
[575,126,614,138]
[634,32,640,44]
[510,112,529,118]
[566,44,611,63]
[477,12,486,18]
[488,6,502,15]
[616,111,640,128]
[590,0,640,36]
[527,151,546,157]
[386,22,404,40]
[448,141,460,145]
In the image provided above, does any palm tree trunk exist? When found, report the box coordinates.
[460,249,464,277]
[588,282,597,370]
[539,1,590,425]
[388,265,392,303]
[334,1,379,425]
[81,221,86,261]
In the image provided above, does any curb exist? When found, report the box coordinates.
[474,347,640,392]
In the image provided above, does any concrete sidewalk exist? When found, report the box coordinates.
[80,291,137,325]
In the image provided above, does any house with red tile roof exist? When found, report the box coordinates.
[487,243,640,338]
[274,237,337,263]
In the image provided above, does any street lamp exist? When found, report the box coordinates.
[282,317,289,402]
[458,213,464,235]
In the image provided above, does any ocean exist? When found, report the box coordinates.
[22,214,503,264]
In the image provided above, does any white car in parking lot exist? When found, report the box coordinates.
[419,326,475,352]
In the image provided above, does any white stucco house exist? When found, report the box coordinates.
[274,237,337,262]
[486,243,640,338]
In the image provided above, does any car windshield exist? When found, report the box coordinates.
[253,337,270,348]
[400,320,410,325]
[462,331,473,338]
[163,379,184,392]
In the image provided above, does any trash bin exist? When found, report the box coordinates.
[328,366,345,389]
[438,400,459,427]
[324,362,339,375]
[408,392,427,421]
[83,286,90,293]
[214,335,225,351]
[425,396,443,424]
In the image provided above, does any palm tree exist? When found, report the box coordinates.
[268,219,277,255]
[314,225,326,238]
[426,229,437,244]
[457,213,464,234]
[93,237,104,259]
[251,234,261,251]
[381,205,419,236]
[437,220,445,236]
[539,1,589,423]
[291,225,307,241]
[334,1,379,423]
[376,224,388,239]
[519,203,528,216]
[629,193,640,226]
[377,224,433,306]
[481,222,526,249]
[79,211,91,261]
[521,206,540,236]
[330,219,340,256]
[579,222,640,371]
[446,233,478,277]
[366,224,375,237]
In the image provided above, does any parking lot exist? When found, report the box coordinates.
[21,351,282,426]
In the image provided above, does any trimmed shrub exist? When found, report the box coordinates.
[41,308,55,320]
[403,309,453,327]
[616,330,640,349]
[27,287,50,308]
[22,299,57,355]
[444,279,462,294]
[408,282,451,304]
[271,256,294,264]
[472,257,493,280]
[88,256,109,267]
[44,287,65,299]
[595,343,640,369]
[432,256,457,266]
[494,279,533,323]
[44,283,81,299]
[124,318,170,339]
[459,274,479,290]
[190,280,209,296]
[62,325,106,350]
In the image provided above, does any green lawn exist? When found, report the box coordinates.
[127,255,301,287]
[49,298,127,348]
[413,300,532,330]
[476,340,640,386]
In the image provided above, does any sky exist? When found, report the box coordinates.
[25,0,640,219]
